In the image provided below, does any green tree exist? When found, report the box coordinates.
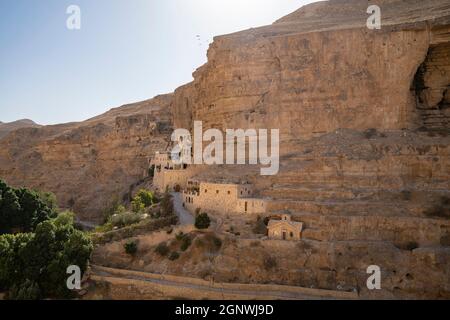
[0,180,56,234]
[131,197,145,213]
[195,213,211,230]
[0,215,93,299]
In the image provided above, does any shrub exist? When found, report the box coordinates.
[111,212,142,228]
[180,236,192,252]
[401,190,412,201]
[395,241,419,251]
[175,231,185,241]
[363,128,378,139]
[102,195,121,224]
[148,165,155,178]
[124,240,138,255]
[131,198,145,213]
[252,216,268,235]
[212,236,222,250]
[424,196,450,219]
[155,242,169,256]
[168,251,180,261]
[195,213,211,229]
[250,240,260,247]
[135,189,155,208]
[263,256,277,270]
[0,180,56,234]
[8,279,41,300]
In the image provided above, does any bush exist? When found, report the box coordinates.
[212,236,222,250]
[135,189,155,208]
[180,236,192,252]
[155,242,169,256]
[363,128,378,139]
[252,216,268,235]
[102,195,122,224]
[395,241,419,251]
[124,240,138,255]
[0,180,56,234]
[111,212,143,228]
[8,279,41,300]
[195,213,211,230]
[424,196,450,219]
[175,231,185,241]
[263,256,277,270]
[168,251,180,261]
[131,198,145,213]
[148,165,155,178]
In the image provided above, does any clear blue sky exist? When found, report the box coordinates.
[0,0,314,125]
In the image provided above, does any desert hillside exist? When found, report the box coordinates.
[0,119,41,139]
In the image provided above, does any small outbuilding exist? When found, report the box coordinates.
[267,213,303,241]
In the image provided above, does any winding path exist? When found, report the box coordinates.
[171,192,194,225]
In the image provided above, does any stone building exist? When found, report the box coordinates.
[183,180,267,215]
[267,213,303,241]
[151,151,192,192]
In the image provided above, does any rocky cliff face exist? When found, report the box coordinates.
[168,0,450,298]
[0,95,173,222]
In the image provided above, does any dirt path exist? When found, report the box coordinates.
[90,265,357,300]
[171,192,194,225]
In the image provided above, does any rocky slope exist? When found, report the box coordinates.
[0,119,41,139]
[0,95,173,222]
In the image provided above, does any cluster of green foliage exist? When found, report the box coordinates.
[176,232,192,252]
[124,240,138,255]
[148,165,155,178]
[193,233,222,253]
[131,189,155,213]
[0,180,57,234]
[0,211,93,299]
[155,242,169,256]
[195,213,211,230]
[168,251,180,261]
[110,212,143,228]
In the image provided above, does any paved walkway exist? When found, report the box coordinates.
[171,192,194,225]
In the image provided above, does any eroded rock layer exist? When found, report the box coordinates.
[0,94,173,222]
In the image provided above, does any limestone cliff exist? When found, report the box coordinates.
[0,94,173,222]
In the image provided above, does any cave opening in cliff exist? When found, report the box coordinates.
[412,42,450,133]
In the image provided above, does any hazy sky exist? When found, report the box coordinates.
[0,0,315,125]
